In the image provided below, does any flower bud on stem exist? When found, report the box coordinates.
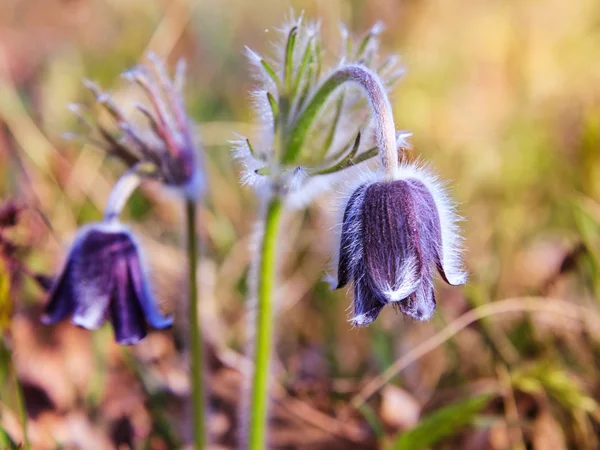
[246,64,400,449]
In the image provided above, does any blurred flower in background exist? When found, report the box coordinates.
[70,53,204,201]
[42,222,172,345]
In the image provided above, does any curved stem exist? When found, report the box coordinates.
[103,167,142,221]
[284,64,398,177]
[248,196,284,450]
[186,200,206,449]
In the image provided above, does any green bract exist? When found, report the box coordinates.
[233,15,405,201]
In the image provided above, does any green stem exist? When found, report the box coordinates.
[248,196,284,450]
[185,200,206,449]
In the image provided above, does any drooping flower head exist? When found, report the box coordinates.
[43,55,202,343]
[333,163,467,326]
[42,222,172,345]
[69,53,204,200]
[233,14,406,206]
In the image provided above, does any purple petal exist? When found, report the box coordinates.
[398,277,436,321]
[361,181,425,295]
[436,261,465,286]
[71,228,131,329]
[127,245,173,329]
[109,257,147,345]
[337,184,367,289]
[398,180,462,287]
[42,257,76,325]
[350,260,386,326]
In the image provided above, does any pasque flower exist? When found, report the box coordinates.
[43,55,202,344]
[42,222,172,345]
[293,52,468,327]
[334,165,467,326]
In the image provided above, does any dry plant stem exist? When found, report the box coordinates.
[496,364,526,450]
[352,297,600,408]
[248,195,284,450]
[186,200,206,449]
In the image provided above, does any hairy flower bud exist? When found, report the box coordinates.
[42,222,172,344]
[334,164,466,326]
[233,15,406,206]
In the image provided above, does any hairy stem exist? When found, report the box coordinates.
[103,167,142,221]
[186,200,206,449]
[248,196,284,450]
[284,64,398,177]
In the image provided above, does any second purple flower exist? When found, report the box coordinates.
[43,222,172,345]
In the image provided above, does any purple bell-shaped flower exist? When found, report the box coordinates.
[334,164,467,326]
[42,222,172,344]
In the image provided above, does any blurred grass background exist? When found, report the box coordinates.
[1,0,600,448]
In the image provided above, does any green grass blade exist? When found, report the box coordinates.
[391,394,492,450]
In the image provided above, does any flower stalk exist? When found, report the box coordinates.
[103,166,143,221]
[54,55,208,446]
[238,19,407,449]
[284,64,399,176]
[248,195,284,450]
[245,64,398,450]
[185,199,206,449]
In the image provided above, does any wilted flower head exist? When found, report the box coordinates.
[69,53,203,200]
[42,222,172,344]
[233,14,406,206]
[334,164,467,326]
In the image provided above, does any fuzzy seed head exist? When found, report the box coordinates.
[73,54,204,200]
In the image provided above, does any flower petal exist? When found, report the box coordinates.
[397,277,436,321]
[127,247,173,329]
[350,260,386,326]
[394,164,467,287]
[361,181,424,296]
[337,183,368,289]
[71,228,128,329]
[110,258,147,345]
[42,258,76,325]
